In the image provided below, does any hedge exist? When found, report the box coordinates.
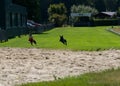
[93,19,119,26]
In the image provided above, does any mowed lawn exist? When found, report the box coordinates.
[1,26,120,50]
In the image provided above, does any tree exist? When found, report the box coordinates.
[39,0,50,23]
[104,0,117,11]
[117,7,120,17]
[94,0,106,12]
[117,0,120,9]
[71,5,98,14]
[48,3,67,26]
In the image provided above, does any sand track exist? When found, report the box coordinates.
[0,48,120,86]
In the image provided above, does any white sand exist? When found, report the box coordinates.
[0,48,120,86]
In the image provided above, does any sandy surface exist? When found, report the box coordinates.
[0,48,120,86]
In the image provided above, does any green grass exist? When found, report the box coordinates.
[2,26,120,86]
[17,68,120,86]
[1,26,120,51]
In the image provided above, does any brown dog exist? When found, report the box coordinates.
[28,34,37,45]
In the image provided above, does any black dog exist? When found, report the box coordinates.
[59,35,67,45]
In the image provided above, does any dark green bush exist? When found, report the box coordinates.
[93,19,119,26]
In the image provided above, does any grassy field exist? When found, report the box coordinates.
[1,26,120,51]
[1,26,120,86]
[18,69,120,86]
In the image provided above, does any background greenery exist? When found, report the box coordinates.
[48,3,67,27]
[93,19,119,26]
[12,0,120,23]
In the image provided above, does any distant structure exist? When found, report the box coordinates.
[70,13,93,26]
[0,0,27,40]
[94,12,117,19]
[93,12,118,26]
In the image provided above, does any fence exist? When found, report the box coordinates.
[0,23,54,41]
[30,23,55,34]
[0,30,8,42]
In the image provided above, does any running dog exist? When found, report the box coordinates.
[59,35,67,45]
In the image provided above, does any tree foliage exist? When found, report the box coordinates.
[48,3,67,26]
[117,7,120,17]
[71,5,98,14]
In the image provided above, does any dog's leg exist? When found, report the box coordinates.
[33,40,37,45]
[30,41,33,45]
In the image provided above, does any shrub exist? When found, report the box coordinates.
[93,19,119,26]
